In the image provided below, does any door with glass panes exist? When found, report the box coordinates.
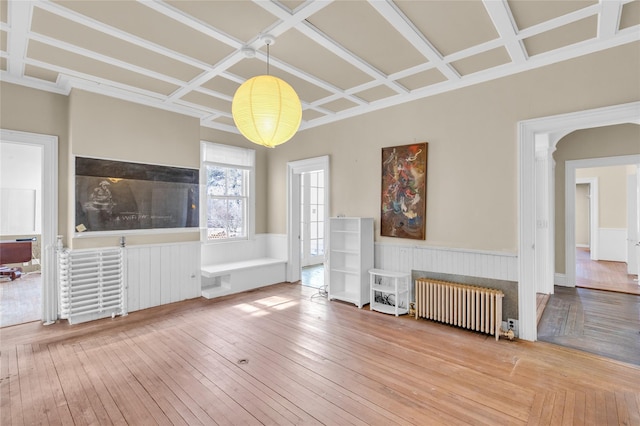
[300,170,325,267]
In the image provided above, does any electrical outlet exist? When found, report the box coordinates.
[508,318,516,330]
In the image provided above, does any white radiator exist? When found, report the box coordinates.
[58,247,127,324]
[415,278,504,341]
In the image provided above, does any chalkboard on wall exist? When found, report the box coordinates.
[75,157,199,233]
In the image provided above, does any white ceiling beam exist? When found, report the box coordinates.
[367,0,460,81]
[6,0,32,77]
[598,0,623,39]
[165,51,245,102]
[295,22,409,95]
[0,70,69,94]
[253,0,334,39]
[35,1,211,72]
[138,0,243,49]
[517,3,601,40]
[482,0,527,64]
[304,25,640,129]
[29,32,188,88]
[258,0,407,96]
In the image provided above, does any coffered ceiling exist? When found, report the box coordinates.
[1,1,639,136]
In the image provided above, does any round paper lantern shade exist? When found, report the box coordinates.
[232,75,302,148]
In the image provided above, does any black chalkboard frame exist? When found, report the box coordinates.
[74,156,199,234]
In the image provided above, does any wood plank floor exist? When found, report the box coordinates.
[2,283,640,425]
[576,248,640,295]
[537,286,640,366]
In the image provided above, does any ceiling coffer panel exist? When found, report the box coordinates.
[321,97,359,113]
[620,1,640,30]
[507,0,598,30]
[201,75,240,98]
[55,0,235,66]
[355,85,400,103]
[166,0,277,44]
[0,0,635,135]
[27,40,179,96]
[268,28,373,91]
[1,0,7,24]
[307,1,426,75]
[397,68,448,91]
[25,64,58,83]
[179,90,231,113]
[395,0,499,57]
[523,15,598,57]
[450,46,511,76]
[31,7,202,82]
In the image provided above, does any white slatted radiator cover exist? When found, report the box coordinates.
[58,247,127,324]
[415,278,504,341]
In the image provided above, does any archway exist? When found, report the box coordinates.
[517,101,640,341]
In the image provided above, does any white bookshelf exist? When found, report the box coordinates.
[327,217,374,308]
[369,269,410,316]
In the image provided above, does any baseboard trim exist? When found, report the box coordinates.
[555,273,567,286]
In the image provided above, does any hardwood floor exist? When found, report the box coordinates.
[536,293,550,325]
[2,283,640,425]
[538,286,640,366]
[576,247,640,295]
[301,264,324,289]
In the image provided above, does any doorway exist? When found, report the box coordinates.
[0,129,58,326]
[565,157,640,290]
[574,164,639,295]
[518,101,640,341]
[300,169,326,289]
[0,141,42,326]
[286,156,329,287]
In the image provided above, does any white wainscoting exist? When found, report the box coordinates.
[126,241,201,313]
[201,233,286,265]
[374,243,518,282]
[598,228,627,262]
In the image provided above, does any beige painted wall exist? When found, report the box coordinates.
[68,90,202,249]
[554,124,640,272]
[575,183,590,247]
[0,82,70,238]
[577,165,629,227]
[0,83,272,250]
[1,41,638,255]
[267,42,640,253]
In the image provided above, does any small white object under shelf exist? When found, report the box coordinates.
[369,268,410,316]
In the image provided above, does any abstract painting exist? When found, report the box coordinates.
[380,143,427,240]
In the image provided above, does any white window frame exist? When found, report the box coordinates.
[200,141,255,243]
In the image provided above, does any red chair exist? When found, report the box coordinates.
[0,239,34,280]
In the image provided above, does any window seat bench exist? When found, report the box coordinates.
[201,257,287,299]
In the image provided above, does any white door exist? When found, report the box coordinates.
[627,167,640,276]
[286,156,330,282]
[300,170,325,267]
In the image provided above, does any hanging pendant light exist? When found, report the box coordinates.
[232,35,302,148]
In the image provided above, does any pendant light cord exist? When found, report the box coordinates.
[266,43,270,75]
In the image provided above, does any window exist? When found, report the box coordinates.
[201,142,255,241]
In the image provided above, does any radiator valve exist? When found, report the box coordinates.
[499,328,515,341]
